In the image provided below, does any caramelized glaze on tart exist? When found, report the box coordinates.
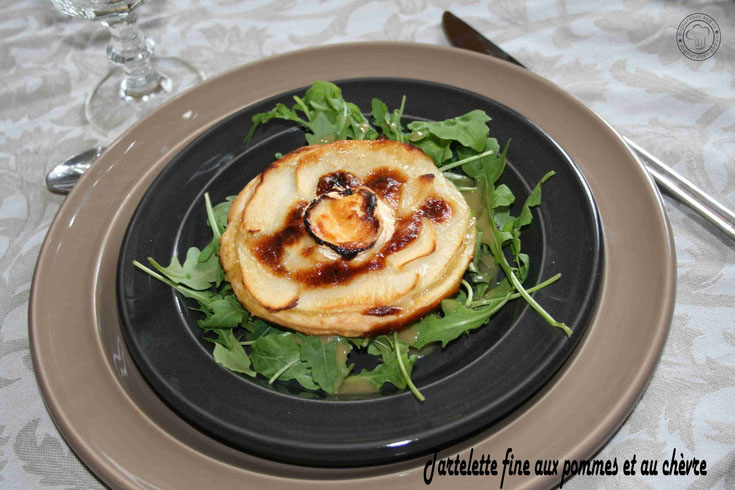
[219,139,476,336]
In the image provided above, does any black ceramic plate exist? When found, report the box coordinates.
[117,78,603,467]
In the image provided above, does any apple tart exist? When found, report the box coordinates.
[219,139,476,337]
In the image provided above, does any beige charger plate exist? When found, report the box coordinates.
[30,43,675,489]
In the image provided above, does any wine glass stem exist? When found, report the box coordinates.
[102,11,162,99]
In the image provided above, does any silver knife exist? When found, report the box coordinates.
[442,11,735,241]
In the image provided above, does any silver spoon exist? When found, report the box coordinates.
[45,147,106,194]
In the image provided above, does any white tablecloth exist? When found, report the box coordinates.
[1,1,733,488]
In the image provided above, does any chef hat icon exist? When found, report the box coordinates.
[686,24,711,50]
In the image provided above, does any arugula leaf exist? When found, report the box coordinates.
[245,103,308,143]
[212,196,235,232]
[196,294,247,329]
[246,81,377,145]
[392,332,424,400]
[279,360,321,391]
[411,297,509,349]
[200,195,234,264]
[300,336,353,393]
[351,354,416,391]
[460,138,506,184]
[412,134,453,165]
[371,99,390,134]
[352,336,417,391]
[305,112,337,145]
[430,110,491,152]
[146,247,221,291]
[370,96,406,142]
[508,171,555,260]
[484,174,571,336]
[213,344,255,375]
[347,337,370,349]
[211,329,256,376]
[247,317,282,339]
[250,333,302,375]
[250,333,319,390]
[367,335,393,362]
[408,110,491,153]
[299,82,377,139]
[492,184,516,208]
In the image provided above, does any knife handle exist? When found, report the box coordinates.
[624,137,735,240]
[442,10,735,241]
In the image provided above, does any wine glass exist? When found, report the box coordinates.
[51,0,205,139]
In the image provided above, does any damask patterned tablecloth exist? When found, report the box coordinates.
[1,1,733,488]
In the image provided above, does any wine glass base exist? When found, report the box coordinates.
[85,57,205,140]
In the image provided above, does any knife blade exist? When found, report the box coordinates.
[442,10,735,241]
[442,11,525,68]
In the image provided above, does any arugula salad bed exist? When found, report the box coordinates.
[133,81,570,401]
